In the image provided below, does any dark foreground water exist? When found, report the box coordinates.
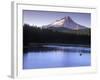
[23,45,91,69]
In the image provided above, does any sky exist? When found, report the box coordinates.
[23,10,91,28]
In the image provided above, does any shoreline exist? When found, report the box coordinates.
[23,43,91,47]
[24,43,90,49]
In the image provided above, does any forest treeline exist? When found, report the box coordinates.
[23,24,91,46]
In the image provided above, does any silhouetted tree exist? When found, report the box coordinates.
[23,24,91,47]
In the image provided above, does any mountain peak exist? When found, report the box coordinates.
[64,16,71,19]
[60,16,70,21]
[46,16,87,30]
[66,16,70,19]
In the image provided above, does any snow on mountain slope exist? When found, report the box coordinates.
[47,16,87,30]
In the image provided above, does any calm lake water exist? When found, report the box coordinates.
[23,45,91,69]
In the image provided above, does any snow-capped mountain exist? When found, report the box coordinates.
[46,16,87,30]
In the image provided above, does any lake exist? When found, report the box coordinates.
[23,45,91,69]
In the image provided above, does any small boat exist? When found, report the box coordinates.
[80,53,82,56]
